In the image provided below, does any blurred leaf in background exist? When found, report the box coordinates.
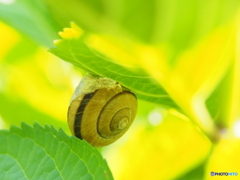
[1,0,240,179]
[0,18,74,132]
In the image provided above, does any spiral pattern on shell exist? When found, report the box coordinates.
[68,76,137,147]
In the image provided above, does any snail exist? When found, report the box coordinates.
[67,75,137,147]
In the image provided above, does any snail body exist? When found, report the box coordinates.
[68,75,137,147]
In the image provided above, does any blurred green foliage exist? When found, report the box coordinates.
[1,0,240,179]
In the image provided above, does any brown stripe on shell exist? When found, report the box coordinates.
[74,91,96,139]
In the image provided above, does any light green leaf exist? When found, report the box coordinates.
[0,123,113,180]
[49,33,179,110]
[0,0,60,46]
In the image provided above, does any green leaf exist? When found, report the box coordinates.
[176,161,205,180]
[0,123,113,180]
[49,35,179,110]
[205,67,233,127]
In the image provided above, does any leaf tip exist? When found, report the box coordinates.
[53,39,62,45]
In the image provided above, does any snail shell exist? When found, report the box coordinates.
[68,75,137,147]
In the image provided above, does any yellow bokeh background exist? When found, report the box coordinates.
[0,22,211,179]
[1,4,240,179]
